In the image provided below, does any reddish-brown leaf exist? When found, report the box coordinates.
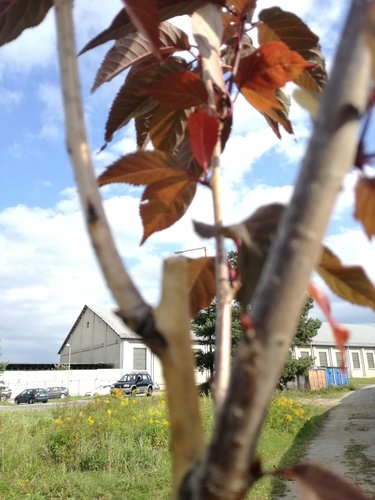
[188,109,219,171]
[98,150,181,187]
[140,174,197,244]
[317,246,375,310]
[123,0,161,59]
[354,176,375,239]
[236,41,311,91]
[192,4,226,93]
[240,86,293,137]
[104,56,188,143]
[279,463,370,500]
[0,0,52,47]
[150,107,189,153]
[0,0,16,16]
[79,1,223,55]
[308,282,349,368]
[187,257,216,317]
[92,21,190,93]
[144,71,208,110]
[258,7,327,93]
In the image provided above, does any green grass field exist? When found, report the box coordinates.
[0,378,373,499]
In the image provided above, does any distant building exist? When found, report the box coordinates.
[59,304,207,385]
[293,322,375,378]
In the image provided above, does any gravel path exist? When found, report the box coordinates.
[280,386,375,499]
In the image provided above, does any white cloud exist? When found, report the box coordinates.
[1,0,370,365]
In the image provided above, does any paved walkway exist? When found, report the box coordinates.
[280,386,375,499]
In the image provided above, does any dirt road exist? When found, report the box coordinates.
[281,386,375,499]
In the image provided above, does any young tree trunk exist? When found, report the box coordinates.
[181,1,372,497]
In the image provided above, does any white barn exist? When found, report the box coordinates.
[294,322,375,378]
[59,304,207,386]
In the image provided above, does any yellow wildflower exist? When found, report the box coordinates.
[87,416,94,425]
[53,417,63,425]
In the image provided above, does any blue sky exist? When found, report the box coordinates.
[1,0,374,363]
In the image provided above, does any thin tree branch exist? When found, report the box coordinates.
[182,0,372,497]
[53,0,151,333]
[209,138,233,418]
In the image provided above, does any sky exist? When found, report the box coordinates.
[0,0,374,363]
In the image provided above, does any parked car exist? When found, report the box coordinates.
[0,385,12,401]
[85,384,112,397]
[46,386,69,399]
[14,388,48,405]
[111,371,154,396]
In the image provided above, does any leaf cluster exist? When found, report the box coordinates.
[78,1,326,246]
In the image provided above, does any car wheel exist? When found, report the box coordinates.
[60,393,66,399]
[147,386,153,397]
[28,398,34,404]
[43,400,48,403]
[15,399,20,405]
[131,387,137,396]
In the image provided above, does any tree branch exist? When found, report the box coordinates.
[53,0,150,332]
[182,1,372,497]
[154,257,205,494]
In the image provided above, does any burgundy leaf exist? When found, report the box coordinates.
[0,0,52,47]
[92,21,189,93]
[123,0,161,59]
[79,1,223,55]
[144,71,208,109]
[280,463,370,500]
[188,109,219,171]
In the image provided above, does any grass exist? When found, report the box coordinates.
[0,390,333,499]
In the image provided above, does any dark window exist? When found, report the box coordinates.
[352,352,360,369]
[366,352,375,369]
[133,348,146,370]
[86,322,90,328]
[300,351,310,359]
[318,352,328,367]
[335,352,342,367]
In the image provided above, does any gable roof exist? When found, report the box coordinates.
[312,322,375,348]
[58,304,140,353]
[87,304,140,340]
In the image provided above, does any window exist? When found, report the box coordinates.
[86,321,90,328]
[366,352,375,369]
[300,351,310,359]
[318,352,328,367]
[335,351,342,367]
[133,348,146,370]
[352,352,360,369]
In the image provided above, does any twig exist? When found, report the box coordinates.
[182,0,372,497]
[53,0,150,332]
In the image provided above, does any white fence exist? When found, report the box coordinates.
[2,369,125,397]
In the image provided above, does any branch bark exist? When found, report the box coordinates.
[154,258,205,494]
[182,1,372,498]
[54,0,151,334]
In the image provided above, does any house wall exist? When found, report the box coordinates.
[294,344,375,378]
[3,364,207,397]
[3,369,124,397]
[60,308,121,367]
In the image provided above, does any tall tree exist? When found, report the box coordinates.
[193,299,242,378]
[280,295,321,387]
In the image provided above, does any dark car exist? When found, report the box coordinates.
[46,386,69,399]
[111,371,154,396]
[14,388,48,405]
[0,385,12,401]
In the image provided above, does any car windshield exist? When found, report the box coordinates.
[120,374,137,382]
